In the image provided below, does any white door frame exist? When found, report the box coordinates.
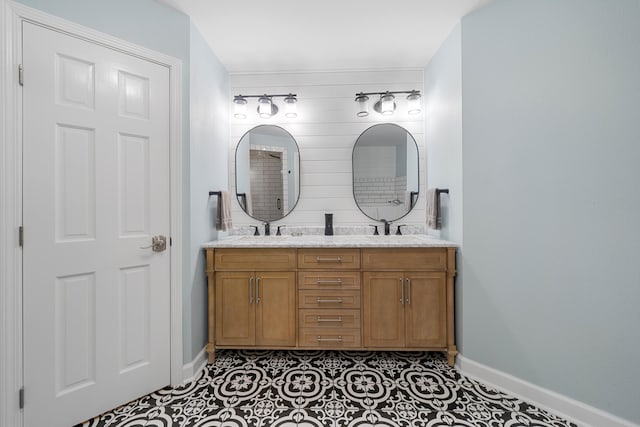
[0,2,184,425]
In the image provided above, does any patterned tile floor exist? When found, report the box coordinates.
[78,350,578,427]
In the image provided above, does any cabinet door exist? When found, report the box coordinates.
[215,271,255,346]
[363,272,404,347]
[255,271,296,346]
[404,272,447,347]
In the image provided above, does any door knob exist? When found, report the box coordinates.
[140,235,167,252]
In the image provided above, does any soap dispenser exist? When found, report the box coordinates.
[324,213,334,236]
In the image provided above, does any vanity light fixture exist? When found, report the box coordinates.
[233,96,248,119]
[283,94,298,118]
[355,93,370,117]
[406,90,421,115]
[232,93,297,120]
[258,96,277,118]
[377,92,396,116]
[354,90,421,117]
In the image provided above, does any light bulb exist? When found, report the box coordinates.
[355,94,369,117]
[284,94,297,118]
[407,91,421,115]
[258,96,273,118]
[233,96,247,119]
[380,93,395,116]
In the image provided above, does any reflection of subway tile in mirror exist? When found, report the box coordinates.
[235,125,299,223]
[249,147,287,221]
[354,177,407,204]
[230,69,425,229]
[352,123,418,222]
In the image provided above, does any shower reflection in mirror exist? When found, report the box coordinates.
[352,123,419,222]
[235,125,300,222]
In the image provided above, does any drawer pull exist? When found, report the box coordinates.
[316,298,343,304]
[316,279,343,285]
[316,256,342,263]
[316,336,343,342]
[316,316,343,323]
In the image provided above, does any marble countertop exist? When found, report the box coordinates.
[202,234,457,248]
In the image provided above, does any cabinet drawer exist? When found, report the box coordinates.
[362,248,447,271]
[298,290,361,309]
[298,249,360,270]
[299,328,361,348]
[215,248,296,271]
[299,309,361,329]
[298,271,360,290]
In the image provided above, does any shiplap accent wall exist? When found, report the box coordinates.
[228,70,425,230]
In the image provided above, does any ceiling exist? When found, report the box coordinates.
[159,0,492,73]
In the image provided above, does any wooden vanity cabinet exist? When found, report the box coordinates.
[215,271,296,347]
[363,271,446,348]
[213,249,296,353]
[297,249,362,349]
[362,247,457,365]
[206,245,457,366]
[215,271,253,346]
[297,248,361,270]
[404,272,447,348]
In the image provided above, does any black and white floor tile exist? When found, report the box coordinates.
[77,350,578,427]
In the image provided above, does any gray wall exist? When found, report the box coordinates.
[424,23,463,249]
[423,23,463,345]
[15,0,230,363]
[188,22,229,361]
[460,0,640,423]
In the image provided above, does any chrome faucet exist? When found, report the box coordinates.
[263,222,271,236]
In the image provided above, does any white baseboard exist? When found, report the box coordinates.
[182,347,208,384]
[456,355,639,427]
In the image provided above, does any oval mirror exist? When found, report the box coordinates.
[352,123,419,222]
[235,125,300,222]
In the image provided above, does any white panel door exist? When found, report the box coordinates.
[22,22,171,427]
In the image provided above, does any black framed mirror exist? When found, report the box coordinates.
[352,123,419,221]
[235,125,300,222]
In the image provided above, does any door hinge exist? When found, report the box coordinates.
[19,388,24,409]
[170,237,172,246]
[18,64,23,86]
[18,226,24,247]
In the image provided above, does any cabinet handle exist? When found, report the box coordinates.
[316,256,342,263]
[406,278,411,305]
[316,298,343,304]
[316,336,343,342]
[256,277,260,304]
[249,276,254,304]
[316,278,343,285]
[400,278,405,305]
[316,316,343,323]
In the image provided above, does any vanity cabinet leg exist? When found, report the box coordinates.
[206,343,215,364]
[206,249,216,365]
[446,247,457,368]
[447,345,458,367]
